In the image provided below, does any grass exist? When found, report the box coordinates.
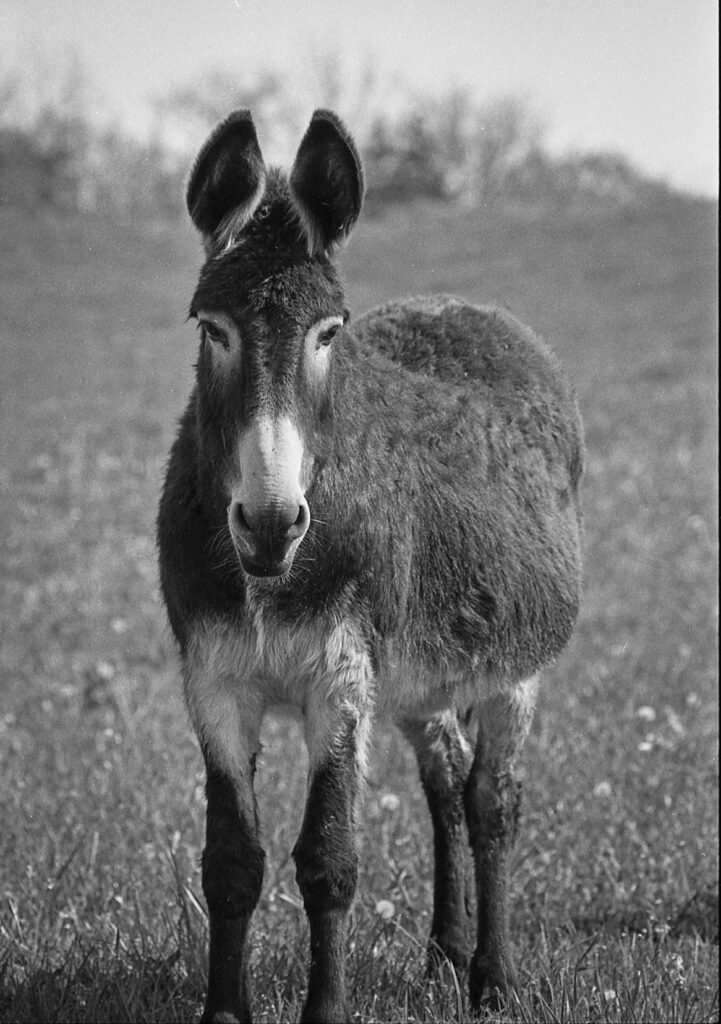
[0,194,717,1023]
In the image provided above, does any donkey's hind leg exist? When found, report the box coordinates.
[464,676,538,1008]
[400,710,474,971]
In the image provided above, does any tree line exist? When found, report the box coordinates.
[0,56,677,221]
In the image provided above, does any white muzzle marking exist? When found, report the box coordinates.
[229,414,310,574]
[238,414,306,511]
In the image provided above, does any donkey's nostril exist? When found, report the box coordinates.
[229,497,310,551]
[287,499,310,541]
[230,500,254,537]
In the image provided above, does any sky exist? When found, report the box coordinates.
[1,0,718,195]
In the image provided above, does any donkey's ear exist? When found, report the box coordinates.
[186,110,266,245]
[289,109,364,256]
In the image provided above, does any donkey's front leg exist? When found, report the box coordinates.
[202,756,264,1024]
[184,652,264,1024]
[293,689,370,1024]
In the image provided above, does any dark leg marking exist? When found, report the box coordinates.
[401,711,474,971]
[293,721,364,1024]
[201,758,264,1024]
[463,681,536,1009]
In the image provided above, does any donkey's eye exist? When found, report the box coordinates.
[306,316,344,357]
[318,323,340,347]
[199,320,228,349]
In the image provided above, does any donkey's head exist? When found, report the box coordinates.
[186,109,364,579]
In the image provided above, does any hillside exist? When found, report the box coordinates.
[0,195,717,1022]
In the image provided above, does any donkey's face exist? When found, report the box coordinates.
[187,110,364,578]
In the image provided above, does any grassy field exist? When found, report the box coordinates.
[0,193,717,1023]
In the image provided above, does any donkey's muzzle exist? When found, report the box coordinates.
[228,497,310,576]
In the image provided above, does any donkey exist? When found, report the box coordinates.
[157,108,583,1023]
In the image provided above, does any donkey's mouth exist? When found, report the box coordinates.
[239,553,294,578]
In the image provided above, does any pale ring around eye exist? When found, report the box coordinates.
[318,323,340,346]
[195,311,236,352]
[307,315,345,351]
[201,321,224,344]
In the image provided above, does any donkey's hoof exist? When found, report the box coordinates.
[200,1010,248,1024]
[468,953,519,1011]
[300,999,349,1024]
[427,935,472,975]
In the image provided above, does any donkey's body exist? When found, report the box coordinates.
[158,110,582,1023]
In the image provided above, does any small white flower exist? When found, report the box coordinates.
[666,952,686,988]
[593,780,612,798]
[375,899,395,920]
[664,706,685,736]
[636,705,656,722]
[638,740,654,753]
[379,793,400,812]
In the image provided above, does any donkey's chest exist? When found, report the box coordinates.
[187,609,373,711]
[248,609,345,704]
[185,607,491,720]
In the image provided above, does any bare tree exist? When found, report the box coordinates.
[304,51,393,142]
[0,50,93,208]
[152,70,300,165]
[472,95,544,200]
[428,87,476,201]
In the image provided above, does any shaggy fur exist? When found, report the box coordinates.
[157,108,583,1024]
